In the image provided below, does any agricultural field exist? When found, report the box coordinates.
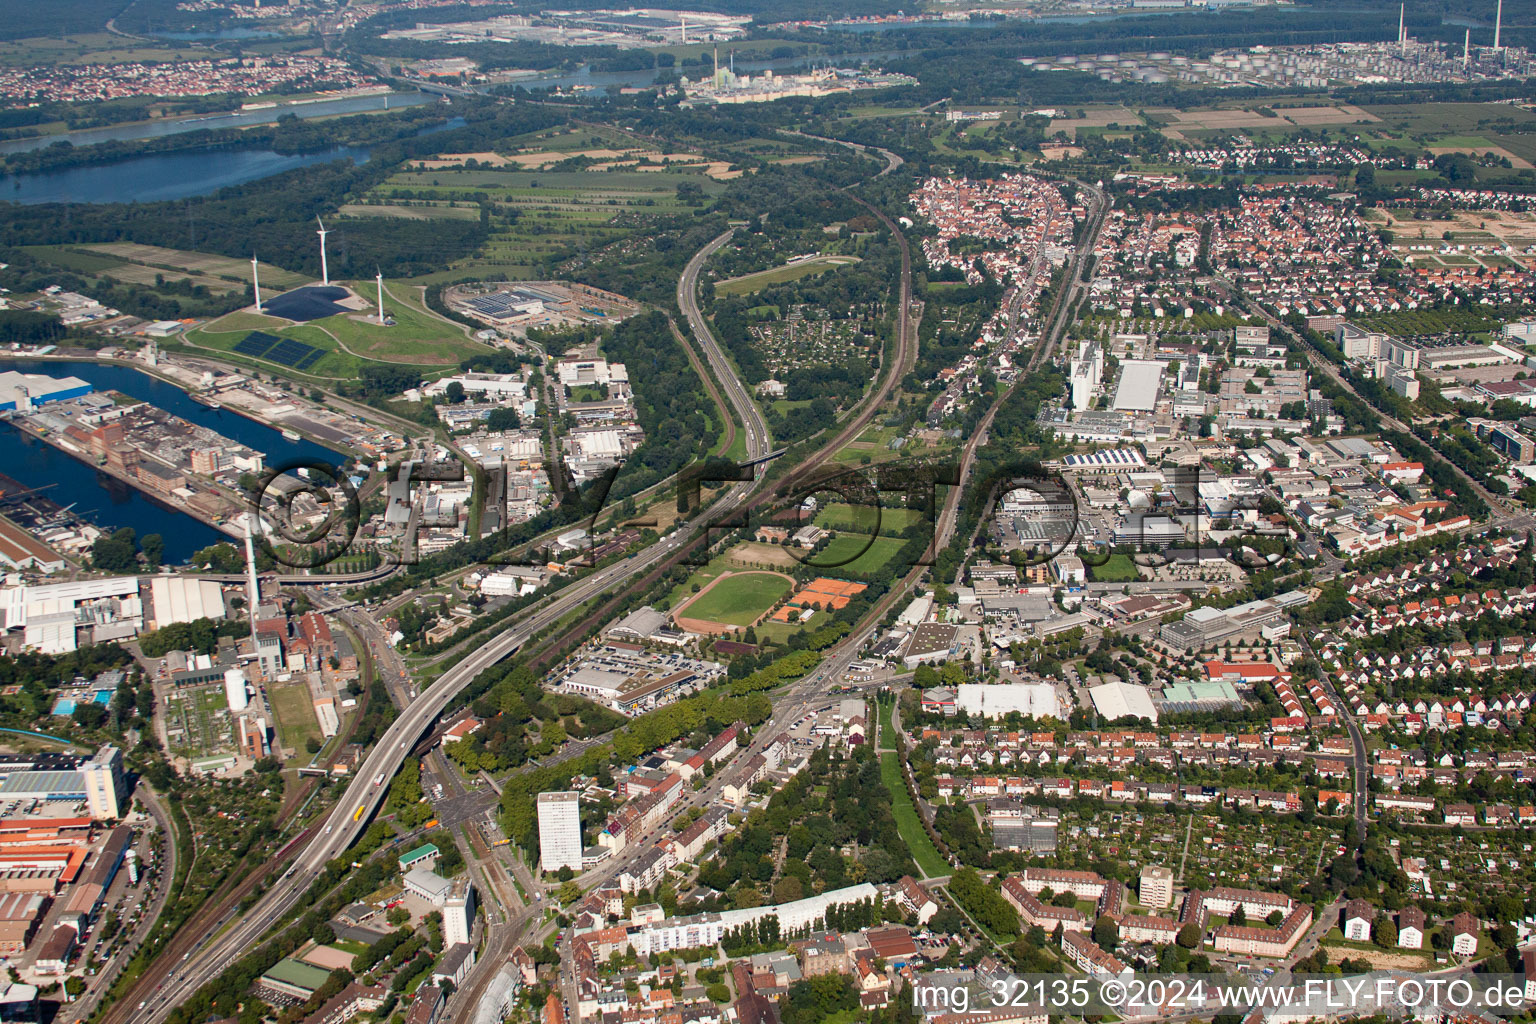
[715,255,861,297]
[1362,102,1536,138]
[184,281,488,379]
[162,684,234,760]
[674,570,793,628]
[23,243,306,300]
[357,125,737,284]
[336,201,482,222]
[266,680,321,761]
[0,32,199,68]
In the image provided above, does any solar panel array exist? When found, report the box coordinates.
[232,331,325,370]
[466,292,519,317]
[233,331,282,357]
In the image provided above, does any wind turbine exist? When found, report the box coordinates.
[316,216,330,287]
[251,255,262,313]
[377,269,387,325]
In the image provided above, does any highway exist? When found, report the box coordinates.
[678,228,772,468]
[121,474,765,1024]
[123,196,801,1024]
[128,138,924,1024]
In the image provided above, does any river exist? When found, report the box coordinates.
[0,359,345,565]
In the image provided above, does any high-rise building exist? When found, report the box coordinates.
[81,746,127,821]
[537,791,583,874]
[1139,865,1174,909]
[444,879,477,947]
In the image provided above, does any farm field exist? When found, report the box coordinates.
[0,32,198,68]
[1362,102,1536,136]
[715,255,862,296]
[363,151,728,280]
[676,570,793,627]
[337,202,482,221]
[23,243,307,301]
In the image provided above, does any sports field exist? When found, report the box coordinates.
[675,570,793,628]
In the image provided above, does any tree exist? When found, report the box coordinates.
[386,906,410,926]
[1374,914,1397,949]
[72,703,106,730]
[1177,923,1201,949]
[91,528,138,572]
[141,533,164,568]
[1093,914,1118,950]
[445,381,466,405]
[1230,905,1247,926]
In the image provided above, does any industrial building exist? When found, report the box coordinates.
[1159,591,1310,649]
[1088,681,1159,724]
[0,576,143,654]
[0,372,91,413]
[0,746,128,820]
[1112,360,1164,413]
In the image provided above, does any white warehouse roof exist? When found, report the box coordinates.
[1089,681,1159,724]
[954,682,1061,720]
[150,577,226,628]
[1112,360,1164,413]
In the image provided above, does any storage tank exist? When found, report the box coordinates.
[224,667,248,713]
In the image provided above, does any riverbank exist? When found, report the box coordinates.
[0,350,355,460]
[4,414,246,543]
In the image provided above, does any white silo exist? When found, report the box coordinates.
[224,667,249,713]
